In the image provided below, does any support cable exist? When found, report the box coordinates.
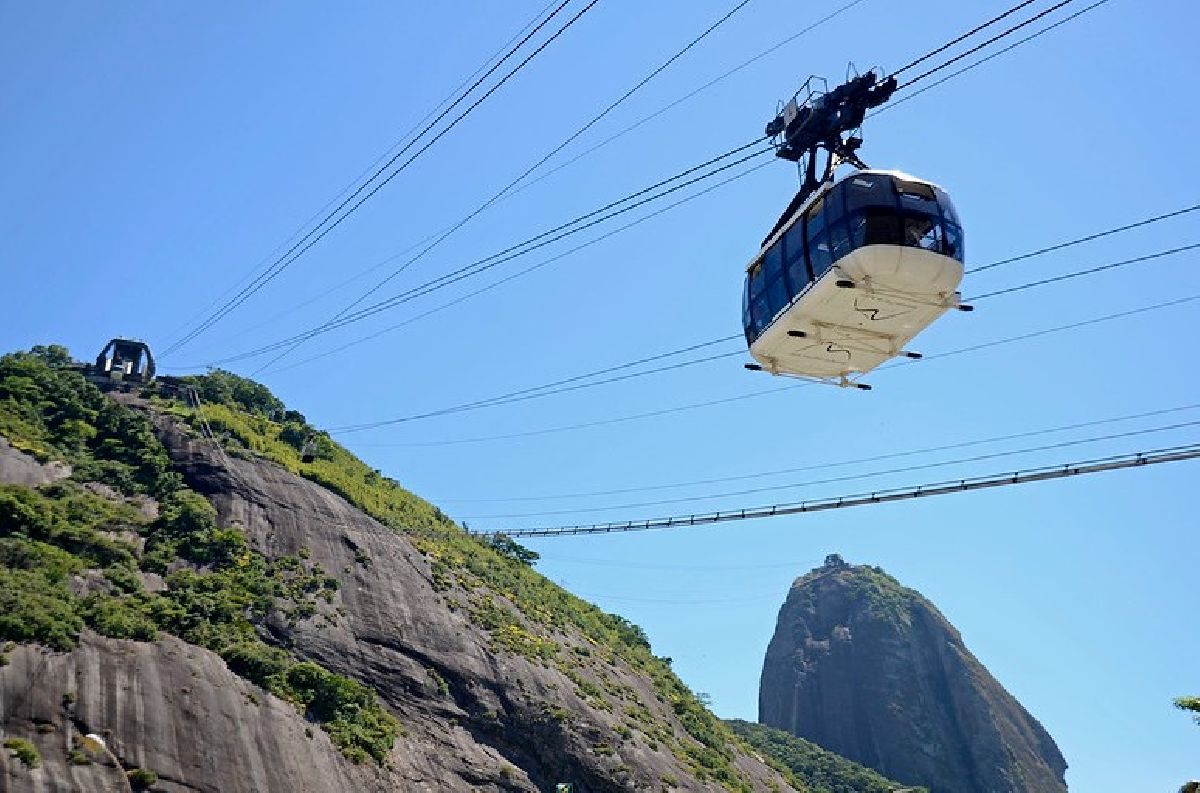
[253,0,755,373]
[328,336,742,433]
[357,293,1200,447]
[877,0,1111,115]
[163,0,597,357]
[460,419,1200,519]
[967,242,1199,301]
[475,443,1200,537]
[438,402,1200,503]
[199,0,868,355]
[327,241,1198,433]
[889,0,1041,77]
[164,1,563,342]
[895,0,1077,89]
[204,144,772,365]
[196,0,1111,367]
[265,161,773,375]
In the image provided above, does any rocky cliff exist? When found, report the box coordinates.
[758,555,1067,793]
[0,351,795,793]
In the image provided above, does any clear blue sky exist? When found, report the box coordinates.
[3,1,1197,788]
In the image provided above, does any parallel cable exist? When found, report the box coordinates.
[229,0,1110,367]
[358,293,1200,447]
[187,0,1112,369]
[266,161,773,375]
[187,386,255,494]
[438,402,1200,503]
[895,0,1077,89]
[328,335,741,433]
[475,443,1200,537]
[879,0,1111,112]
[492,0,871,199]
[256,0,756,373]
[169,1,561,343]
[889,0,1041,77]
[329,239,1198,433]
[460,420,1200,519]
[968,203,1200,274]
[203,199,1194,357]
[270,196,1198,377]
[217,0,866,355]
[163,0,594,357]
[204,144,772,365]
[967,242,1199,301]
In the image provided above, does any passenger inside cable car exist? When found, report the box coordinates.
[742,171,963,344]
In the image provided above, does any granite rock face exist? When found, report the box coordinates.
[1,401,793,793]
[758,555,1067,793]
[0,437,70,487]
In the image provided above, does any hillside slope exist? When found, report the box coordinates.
[726,720,920,793]
[759,555,1066,793]
[0,348,795,792]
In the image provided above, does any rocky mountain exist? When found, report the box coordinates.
[0,348,796,792]
[758,555,1067,793]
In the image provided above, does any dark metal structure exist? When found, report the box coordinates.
[90,338,156,385]
[762,71,897,244]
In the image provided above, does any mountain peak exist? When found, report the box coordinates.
[761,557,1067,793]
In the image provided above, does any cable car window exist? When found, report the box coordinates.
[749,261,766,299]
[828,220,852,261]
[809,234,833,278]
[943,221,964,262]
[936,189,960,226]
[824,180,849,221]
[805,197,827,238]
[899,192,938,215]
[763,240,784,285]
[750,292,771,334]
[903,214,941,252]
[895,178,936,199]
[868,210,902,246]
[784,222,805,266]
[787,258,809,297]
[848,212,867,248]
[766,273,789,317]
[845,176,892,213]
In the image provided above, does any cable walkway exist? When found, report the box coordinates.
[477,443,1200,537]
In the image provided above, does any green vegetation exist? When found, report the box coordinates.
[0,351,772,788]
[154,369,450,535]
[1176,696,1200,725]
[726,720,923,793]
[0,350,396,766]
[3,737,41,769]
[834,565,916,627]
[0,347,180,496]
[127,767,158,789]
[163,368,760,790]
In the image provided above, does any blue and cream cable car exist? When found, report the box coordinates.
[743,170,965,386]
[743,71,969,388]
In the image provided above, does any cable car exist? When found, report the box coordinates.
[742,169,965,386]
[742,71,969,388]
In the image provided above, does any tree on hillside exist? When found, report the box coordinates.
[1176,696,1200,725]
